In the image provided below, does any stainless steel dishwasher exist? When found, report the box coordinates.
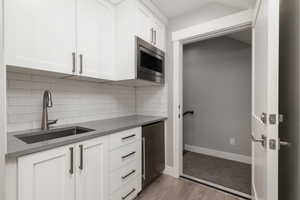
[142,121,165,189]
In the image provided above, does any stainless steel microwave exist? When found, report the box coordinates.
[136,37,165,84]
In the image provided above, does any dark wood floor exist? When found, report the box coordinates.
[136,175,244,200]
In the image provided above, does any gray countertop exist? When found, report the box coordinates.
[6,115,167,158]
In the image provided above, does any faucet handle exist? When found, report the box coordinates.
[48,119,58,126]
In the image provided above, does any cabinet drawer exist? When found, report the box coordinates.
[110,177,141,200]
[110,140,141,171]
[110,160,141,194]
[109,127,141,150]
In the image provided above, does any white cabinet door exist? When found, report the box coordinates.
[136,5,152,43]
[152,19,166,51]
[77,0,115,80]
[18,145,75,200]
[77,137,109,200]
[4,0,76,75]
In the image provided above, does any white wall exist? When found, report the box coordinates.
[0,0,6,197]
[165,2,244,167]
[183,36,251,157]
[278,0,300,199]
[7,72,136,132]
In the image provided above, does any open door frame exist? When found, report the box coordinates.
[171,8,253,197]
[0,0,7,199]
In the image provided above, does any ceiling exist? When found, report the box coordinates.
[151,0,256,18]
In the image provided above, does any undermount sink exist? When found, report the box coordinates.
[15,126,95,144]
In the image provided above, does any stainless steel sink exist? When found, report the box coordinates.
[15,126,95,144]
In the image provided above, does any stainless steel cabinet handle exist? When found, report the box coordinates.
[142,137,146,180]
[122,134,136,141]
[121,151,136,160]
[79,144,83,170]
[69,147,74,174]
[121,169,136,180]
[79,54,83,74]
[72,52,76,73]
[122,188,136,200]
[150,28,154,43]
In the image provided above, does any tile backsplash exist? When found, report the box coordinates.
[7,72,136,132]
[7,72,168,132]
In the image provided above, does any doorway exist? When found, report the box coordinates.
[181,31,252,198]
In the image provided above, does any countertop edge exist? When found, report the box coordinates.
[6,115,167,159]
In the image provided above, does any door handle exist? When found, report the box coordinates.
[251,134,267,148]
[150,28,154,44]
[79,54,83,74]
[183,110,194,117]
[279,139,291,148]
[142,137,146,180]
[69,147,74,174]
[72,52,76,73]
[79,144,83,170]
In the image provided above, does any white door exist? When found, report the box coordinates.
[77,0,115,80]
[252,0,280,200]
[77,137,108,200]
[18,145,75,200]
[4,0,76,75]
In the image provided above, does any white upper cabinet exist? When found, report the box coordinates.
[4,0,166,82]
[77,0,115,80]
[136,5,152,43]
[115,0,166,80]
[152,19,166,51]
[4,0,77,75]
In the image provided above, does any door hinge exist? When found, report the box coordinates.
[269,114,277,124]
[269,139,277,150]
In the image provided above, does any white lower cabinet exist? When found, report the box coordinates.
[76,137,109,200]
[17,127,142,200]
[18,137,108,200]
[18,145,76,200]
[109,127,142,200]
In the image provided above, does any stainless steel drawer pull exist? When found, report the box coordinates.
[122,151,136,160]
[122,188,136,200]
[122,134,136,141]
[121,169,136,180]
[69,147,74,174]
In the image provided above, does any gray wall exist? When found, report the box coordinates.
[166,3,243,167]
[279,0,300,199]
[182,37,251,156]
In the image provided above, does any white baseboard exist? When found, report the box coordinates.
[163,165,176,177]
[184,144,251,164]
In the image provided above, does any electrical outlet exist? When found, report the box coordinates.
[230,138,236,145]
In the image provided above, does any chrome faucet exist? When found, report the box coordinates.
[41,90,58,130]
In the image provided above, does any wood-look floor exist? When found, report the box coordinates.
[136,175,245,200]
